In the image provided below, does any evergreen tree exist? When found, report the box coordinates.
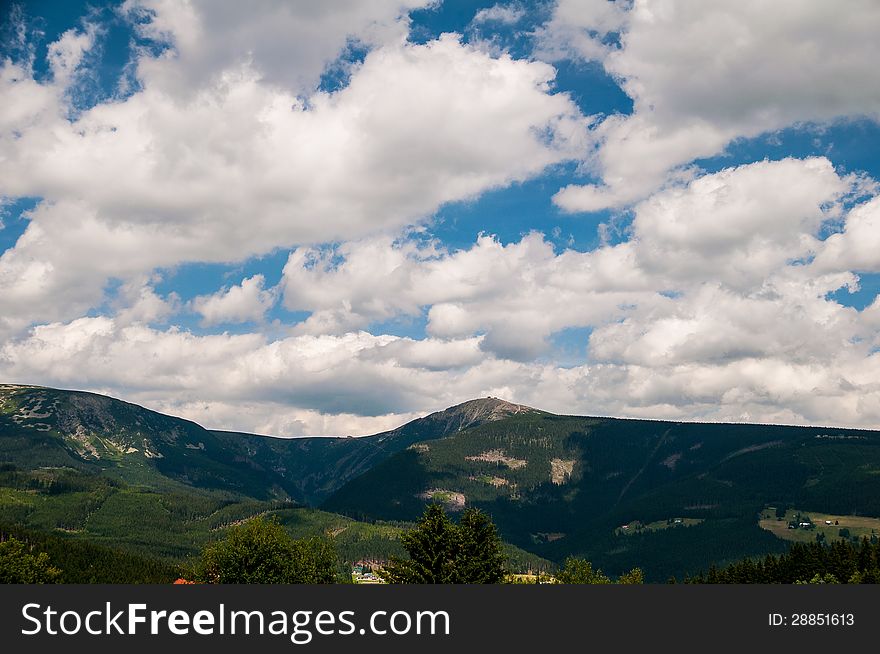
[452,508,506,583]
[381,504,506,583]
[381,504,457,583]
[688,537,880,584]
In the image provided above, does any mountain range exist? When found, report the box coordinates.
[3,383,880,580]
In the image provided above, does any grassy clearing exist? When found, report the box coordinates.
[759,507,880,543]
[615,517,703,536]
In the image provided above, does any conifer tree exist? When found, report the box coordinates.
[381,504,506,583]
[452,508,506,584]
[381,504,457,583]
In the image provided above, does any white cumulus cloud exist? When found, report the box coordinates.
[3,3,880,434]
[0,21,589,337]
[542,0,880,210]
[191,275,276,326]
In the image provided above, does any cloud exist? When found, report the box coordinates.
[280,157,863,358]
[282,232,652,360]
[153,399,423,439]
[277,157,880,428]
[3,275,879,434]
[578,157,880,426]
[534,0,628,62]
[0,316,556,434]
[587,274,863,369]
[472,3,527,26]
[121,0,433,95]
[542,0,880,210]
[629,157,852,290]
[585,158,863,365]
[814,195,880,273]
[113,277,179,326]
[3,3,880,435]
[191,275,276,326]
[0,24,589,336]
[4,144,879,434]
[47,24,99,88]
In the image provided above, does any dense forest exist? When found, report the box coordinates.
[0,523,179,583]
[5,508,877,585]
[686,538,880,584]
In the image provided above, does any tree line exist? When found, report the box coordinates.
[685,538,880,584]
[4,504,879,584]
[0,523,179,583]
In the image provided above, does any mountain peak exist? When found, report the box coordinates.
[423,397,537,433]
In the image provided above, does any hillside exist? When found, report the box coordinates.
[0,385,530,504]
[0,385,548,572]
[0,383,299,500]
[323,412,880,580]
[211,397,538,504]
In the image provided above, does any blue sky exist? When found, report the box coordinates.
[2,1,880,435]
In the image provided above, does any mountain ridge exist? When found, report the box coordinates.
[0,384,554,571]
[322,410,880,580]
[6,384,880,579]
[0,385,539,505]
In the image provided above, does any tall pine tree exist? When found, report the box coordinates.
[381,504,506,584]
[452,508,506,583]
